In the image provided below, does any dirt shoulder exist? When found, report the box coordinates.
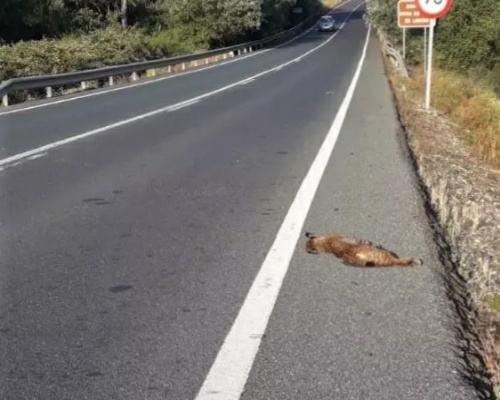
[377,34,500,398]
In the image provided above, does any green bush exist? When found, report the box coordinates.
[0,27,170,81]
[145,26,210,57]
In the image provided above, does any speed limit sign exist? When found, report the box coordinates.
[416,0,454,19]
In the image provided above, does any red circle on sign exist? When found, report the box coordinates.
[416,0,454,19]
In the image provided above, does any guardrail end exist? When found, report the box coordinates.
[2,94,8,107]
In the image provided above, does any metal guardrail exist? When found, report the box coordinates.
[0,15,320,107]
[375,28,409,78]
[362,13,409,78]
[384,42,409,78]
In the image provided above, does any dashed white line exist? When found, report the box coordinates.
[0,0,355,117]
[0,2,364,169]
[193,22,372,400]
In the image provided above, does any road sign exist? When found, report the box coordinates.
[398,0,434,28]
[416,0,454,19]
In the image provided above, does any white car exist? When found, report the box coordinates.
[318,15,336,32]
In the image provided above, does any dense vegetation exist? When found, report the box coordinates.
[366,0,500,94]
[0,0,321,81]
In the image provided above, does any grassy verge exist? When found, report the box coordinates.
[382,42,500,395]
[405,66,500,168]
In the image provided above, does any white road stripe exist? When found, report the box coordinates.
[0,2,364,169]
[168,99,200,112]
[0,0,355,117]
[194,23,372,400]
[239,78,256,86]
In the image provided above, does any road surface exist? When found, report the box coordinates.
[0,1,480,399]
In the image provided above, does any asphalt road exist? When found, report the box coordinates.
[0,1,481,399]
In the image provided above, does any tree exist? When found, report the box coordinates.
[121,0,127,27]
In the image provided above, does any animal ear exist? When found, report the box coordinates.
[305,232,316,238]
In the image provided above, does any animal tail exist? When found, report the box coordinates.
[393,257,423,267]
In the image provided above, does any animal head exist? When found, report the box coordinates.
[305,232,320,254]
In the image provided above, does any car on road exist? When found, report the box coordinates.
[318,15,335,32]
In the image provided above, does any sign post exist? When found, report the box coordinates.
[403,28,406,60]
[415,0,454,109]
[423,27,427,78]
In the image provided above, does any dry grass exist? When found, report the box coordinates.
[321,0,343,10]
[405,66,500,168]
[383,55,500,388]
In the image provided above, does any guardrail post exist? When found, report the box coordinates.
[205,58,209,65]
[2,94,8,107]
[181,63,186,71]
[46,87,52,98]
[167,65,172,73]
[109,76,114,86]
[81,81,87,90]
[131,72,138,81]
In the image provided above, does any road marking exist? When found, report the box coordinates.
[0,2,364,169]
[0,0,355,117]
[194,23,371,400]
[168,99,200,112]
[239,78,255,86]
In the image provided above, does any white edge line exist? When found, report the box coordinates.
[0,0,355,117]
[0,2,364,169]
[194,22,372,400]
